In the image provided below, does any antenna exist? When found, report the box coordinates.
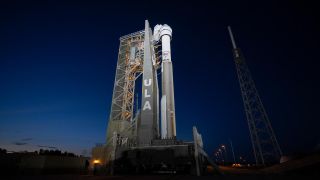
[228,26,237,49]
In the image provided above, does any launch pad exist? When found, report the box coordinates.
[91,20,217,175]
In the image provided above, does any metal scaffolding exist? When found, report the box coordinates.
[106,30,144,143]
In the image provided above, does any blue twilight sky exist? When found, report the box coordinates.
[0,0,319,160]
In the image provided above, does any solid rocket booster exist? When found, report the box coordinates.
[155,24,176,139]
[161,95,167,138]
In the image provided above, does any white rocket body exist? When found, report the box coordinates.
[154,24,176,139]
[160,95,167,138]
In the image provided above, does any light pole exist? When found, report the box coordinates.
[218,148,224,165]
[229,139,236,164]
[214,152,220,163]
[221,145,228,165]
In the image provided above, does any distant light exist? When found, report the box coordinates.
[93,159,100,164]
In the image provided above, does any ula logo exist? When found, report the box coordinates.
[143,79,152,111]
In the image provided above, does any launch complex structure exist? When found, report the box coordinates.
[92,20,283,175]
[92,20,216,175]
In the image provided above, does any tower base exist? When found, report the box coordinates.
[92,139,219,175]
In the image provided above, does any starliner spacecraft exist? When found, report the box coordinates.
[91,20,216,175]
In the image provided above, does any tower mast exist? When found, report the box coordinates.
[228,26,282,165]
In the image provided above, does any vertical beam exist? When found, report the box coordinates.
[193,126,201,176]
[229,139,236,164]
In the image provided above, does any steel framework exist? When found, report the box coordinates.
[228,26,282,165]
[106,30,144,143]
[106,27,162,144]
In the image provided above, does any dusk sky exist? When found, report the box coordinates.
[0,0,319,160]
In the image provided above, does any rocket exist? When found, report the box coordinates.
[154,24,176,139]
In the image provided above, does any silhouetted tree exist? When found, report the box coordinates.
[37,149,78,157]
[0,148,7,154]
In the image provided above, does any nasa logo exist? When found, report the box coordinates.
[143,79,152,111]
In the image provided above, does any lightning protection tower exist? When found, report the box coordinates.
[228,26,282,165]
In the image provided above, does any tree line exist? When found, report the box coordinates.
[0,148,79,157]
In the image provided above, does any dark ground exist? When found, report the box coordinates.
[2,174,320,180]
[2,164,320,180]
[2,153,320,180]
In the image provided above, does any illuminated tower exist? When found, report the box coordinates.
[105,29,145,144]
[105,20,176,146]
[228,26,282,165]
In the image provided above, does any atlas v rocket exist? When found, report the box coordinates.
[154,24,176,139]
[138,20,176,145]
[106,20,176,146]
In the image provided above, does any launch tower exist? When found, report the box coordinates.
[106,20,176,146]
[228,26,282,165]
